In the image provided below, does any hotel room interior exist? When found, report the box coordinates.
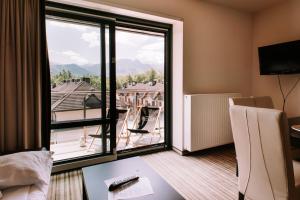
[3,0,300,199]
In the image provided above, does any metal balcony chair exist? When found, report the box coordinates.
[88,107,130,150]
[127,106,162,145]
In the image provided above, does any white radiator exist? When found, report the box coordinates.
[184,93,241,152]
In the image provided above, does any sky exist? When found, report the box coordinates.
[46,19,165,67]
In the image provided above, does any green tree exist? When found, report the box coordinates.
[134,74,146,83]
[60,69,72,79]
[127,74,133,83]
[156,72,164,82]
[116,80,122,89]
[114,68,165,89]
[146,68,157,82]
[89,76,101,90]
[67,70,72,79]
[51,69,73,85]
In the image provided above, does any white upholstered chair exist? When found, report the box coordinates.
[229,105,300,200]
[229,96,274,108]
[229,96,275,176]
[229,96,300,161]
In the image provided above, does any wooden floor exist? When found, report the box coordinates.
[47,147,237,200]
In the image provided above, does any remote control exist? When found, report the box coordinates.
[108,175,139,191]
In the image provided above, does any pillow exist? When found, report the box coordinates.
[0,151,53,190]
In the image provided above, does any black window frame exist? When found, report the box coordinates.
[43,1,173,164]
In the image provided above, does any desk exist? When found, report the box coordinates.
[82,157,184,200]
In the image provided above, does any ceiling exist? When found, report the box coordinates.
[204,0,286,12]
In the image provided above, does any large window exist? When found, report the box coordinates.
[45,2,171,165]
[115,28,165,151]
[46,16,116,163]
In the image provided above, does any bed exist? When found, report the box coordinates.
[0,150,53,200]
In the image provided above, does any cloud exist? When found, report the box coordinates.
[136,50,164,66]
[141,41,164,51]
[116,30,149,47]
[48,50,89,65]
[48,20,88,32]
[136,41,164,66]
[62,50,89,65]
[81,31,100,48]
[115,30,165,65]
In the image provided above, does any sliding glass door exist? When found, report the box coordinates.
[115,27,166,151]
[45,2,172,167]
[46,13,116,163]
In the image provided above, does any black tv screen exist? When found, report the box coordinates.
[259,40,300,75]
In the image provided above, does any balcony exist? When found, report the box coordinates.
[50,115,164,161]
[50,79,165,161]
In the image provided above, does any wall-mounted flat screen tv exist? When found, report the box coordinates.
[259,40,300,75]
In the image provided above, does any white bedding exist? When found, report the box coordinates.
[0,151,52,190]
[0,151,52,200]
[1,186,30,200]
[1,185,47,200]
[27,184,47,200]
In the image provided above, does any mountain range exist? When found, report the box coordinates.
[50,59,163,77]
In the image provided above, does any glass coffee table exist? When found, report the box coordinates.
[82,156,184,200]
